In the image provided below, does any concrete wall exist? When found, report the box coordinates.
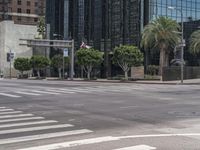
[0,21,37,77]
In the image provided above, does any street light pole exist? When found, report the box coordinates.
[180,6,184,84]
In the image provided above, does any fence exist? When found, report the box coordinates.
[163,66,200,81]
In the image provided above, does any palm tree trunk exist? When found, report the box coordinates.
[164,52,169,67]
[159,48,165,76]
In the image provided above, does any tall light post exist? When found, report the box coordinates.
[168,6,185,84]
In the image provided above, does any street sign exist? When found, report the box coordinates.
[7,53,14,62]
[63,48,68,57]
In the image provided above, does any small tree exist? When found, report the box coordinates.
[14,58,31,77]
[51,54,69,79]
[113,45,144,80]
[37,16,46,39]
[30,56,50,78]
[76,48,103,80]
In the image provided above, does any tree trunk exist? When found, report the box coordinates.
[159,47,166,76]
[124,71,128,80]
[164,52,169,67]
[37,70,40,78]
[87,71,90,80]
[58,68,62,79]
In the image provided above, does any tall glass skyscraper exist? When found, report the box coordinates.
[46,0,200,76]
[147,0,200,22]
[144,0,200,66]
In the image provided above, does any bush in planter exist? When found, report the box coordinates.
[146,65,159,76]
[14,58,31,78]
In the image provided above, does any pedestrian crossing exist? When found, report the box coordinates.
[0,84,200,99]
[0,106,159,150]
[0,106,93,149]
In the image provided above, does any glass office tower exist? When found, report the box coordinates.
[144,0,200,66]
[148,0,200,22]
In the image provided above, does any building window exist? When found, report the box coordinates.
[27,1,31,6]
[26,9,31,14]
[17,8,22,13]
[17,0,22,5]
[35,2,38,7]
[34,18,38,22]
[17,16,21,21]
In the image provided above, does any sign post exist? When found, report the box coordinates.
[20,39,74,80]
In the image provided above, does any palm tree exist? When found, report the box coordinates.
[190,30,200,54]
[141,16,181,76]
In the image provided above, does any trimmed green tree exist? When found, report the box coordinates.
[141,16,180,75]
[30,56,50,78]
[113,45,144,80]
[51,54,69,79]
[37,16,46,39]
[190,30,200,54]
[14,58,31,77]
[76,48,103,80]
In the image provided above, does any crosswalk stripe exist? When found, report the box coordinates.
[0,93,21,98]
[0,107,7,109]
[15,91,41,96]
[0,111,22,115]
[114,145,156,150]
[30,90,61,95]
[0,120,58,128]
[0,114,33,119]
[16,136,119,150]
[61,88,92,93]
[0,129,93,145]
[0,124,73,135]
[46,89,75,94]
[0,117,44,123]
[0,109,14,112]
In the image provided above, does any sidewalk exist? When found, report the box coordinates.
[45,78,200,85]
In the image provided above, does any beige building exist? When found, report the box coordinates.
[0,0,45,25]
[0,21,37,77]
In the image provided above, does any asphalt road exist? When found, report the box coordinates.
[0,79,200,150]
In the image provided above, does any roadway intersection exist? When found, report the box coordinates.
[0,79,200,149]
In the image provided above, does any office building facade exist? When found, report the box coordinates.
[144,0,200,66]
[0,0,45,25]
[46,0,200,76]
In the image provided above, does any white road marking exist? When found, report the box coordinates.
[120,106,139,109]
[0,111,22,115]
[114,145,156,150]
[0,124,73,135]
[68,88,92,93]
[0,129,93,145]
[15,91,41,96]
[0,93,21,98]
[0,109,14,112]
[30,90,60,95]
[46,89,75,94]
[17,136,118,150]
[0,114,33,119]
[0,107,7,109]
[0,120,58,128]
[16,133,200,150]
[0,117,44,123]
